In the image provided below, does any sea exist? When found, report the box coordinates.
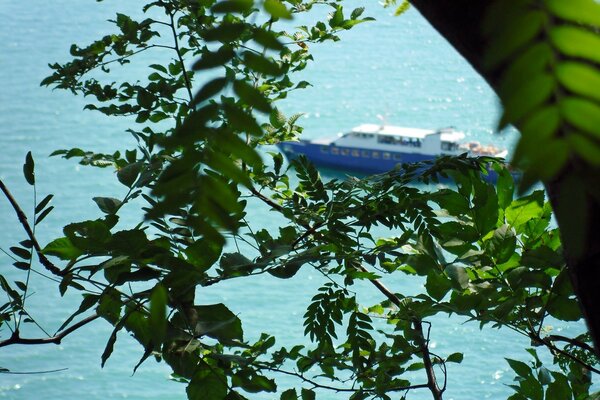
[0,1,584,399]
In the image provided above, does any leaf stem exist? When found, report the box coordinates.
[0,179,64,277]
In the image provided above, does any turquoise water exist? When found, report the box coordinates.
[0,1,576,399]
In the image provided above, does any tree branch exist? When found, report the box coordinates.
[0,314,99,348]
[355,264,443,398]
[546,334,597,354]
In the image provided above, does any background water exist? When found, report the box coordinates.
[0,1,579,399]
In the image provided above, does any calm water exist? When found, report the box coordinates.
[0,1,576,399]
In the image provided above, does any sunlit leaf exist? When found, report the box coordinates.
[545,0,600,27]
[264,0,292,19]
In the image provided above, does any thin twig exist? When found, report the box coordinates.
[261,365,429,393]
[0,368,68,375]
[0,179,65,277]
[168,12,194,103]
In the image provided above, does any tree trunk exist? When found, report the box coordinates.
[409,0,600,354]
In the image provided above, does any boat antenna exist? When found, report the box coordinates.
[376,114,387,130]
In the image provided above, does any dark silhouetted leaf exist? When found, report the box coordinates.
[93,197,122,214]
[23,151,35,185]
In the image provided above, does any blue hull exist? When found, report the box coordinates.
[277,140,518,183]
[277,140,434,174]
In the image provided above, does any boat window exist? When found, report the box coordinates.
[361,150,370,158]
[372,151,380,159]
[383,152,391,160]
[393,153,402,161]
[331,147,339,155]
[441,141,458,151]
[351,150,360,157]
[377,135,422,147]
[320,146,329,153]
[377,135,394,144]
[341,148,350,156]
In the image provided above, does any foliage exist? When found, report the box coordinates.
[483,0,600,256]
[1,0,599,399]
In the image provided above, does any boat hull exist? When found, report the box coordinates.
[277,140,433,174]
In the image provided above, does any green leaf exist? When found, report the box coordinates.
[268,260,303,279]
[269,108,286,129]
[220,252,255,275]
[545,0,600,27]
[223,103,263,136]
[547,297,582,321]
[567,133,600,167]
[545,372,573,400]
[232,373,277,393]
[513,106,560,168]
[486,225,517,264]
[253,28,285,51]
[444,265,469,290]
[499,43,553,99]
[193,303,243,342]
[185,239,223,270]
[136,89,155,109]
[425,271,452,301]
[9,246,31,260]
[550,25,600,64]
[243,51,282,76]
[506,358,532,378]
[211,0,254,14]
[35,206,54,225]
[446,352,464,363]
[42,237,83,260]
[301,389,316,400]
[516,138,569,186]
[560,97,600,139]
[485,11,545,68]
[506,191,544,229]
[500,73,555,128]
[538,367,552,386]
[187,366,228,400]
[202,23,247,42]
[472,181,499,235]
[394,1,410,16]
[149,64,168,73]
[192,77,229,106]
[93,197,122,214]
[556,61,600,102]
[117,162,143,187]
[329,6,344,28]
[35,194,54,215]
[281,389,298,400]
[23,151,35,186]
[264,0,292,19]
[351,7,365,19]
[204,151,252,187]
[495,164,515,210]
[233,80,272,113]
[150,284,168,344]
[192,47,235,70]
